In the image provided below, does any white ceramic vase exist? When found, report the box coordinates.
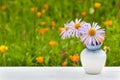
[80,44,106,74]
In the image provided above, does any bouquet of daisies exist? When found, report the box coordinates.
[60,19,105,47]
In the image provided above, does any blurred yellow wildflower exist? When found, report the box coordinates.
[49,40,57,46]
[0,45,8,53]
[43,4,49,10]
[103,46,110,53]
[94,2,101,8]
[41,9,46,14]
[81,11,87,17]
[31,7,37,13]
[35,28,39,32]
[37,12,42,18]
[62,60,68,66]
[70,54,80,63]
[0,5,7,10]
[36,56,44,64]
[103,20,113,26]
[40,21,46,26]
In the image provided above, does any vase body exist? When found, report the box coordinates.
[80,48,106,74]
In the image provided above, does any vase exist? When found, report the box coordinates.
[80,44,106,74]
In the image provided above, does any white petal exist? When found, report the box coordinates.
[78,19,81,22]
[88,37,92,45]
[96,29,105,34]
[92,22,97,28]
[95,25,101,30]
[92,37,96,46]
[98,34,105,40]
[95,36,100,44]
[69,21,74,26]
[84,36,90,45]
[75,18,79,23]
[81,35,87,41]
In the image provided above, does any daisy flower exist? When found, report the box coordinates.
[69,18,86,38]
[60,22,73,39]
[80,22,105,46]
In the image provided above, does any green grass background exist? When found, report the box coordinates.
[0,0,120,66]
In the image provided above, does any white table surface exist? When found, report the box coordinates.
[0,67,120,80]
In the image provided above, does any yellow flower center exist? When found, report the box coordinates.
[74,23,80,29]
[88,28,96,36]
[64,26,68,31]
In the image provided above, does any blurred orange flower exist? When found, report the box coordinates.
[35,28,48,35]
[37,12,42,18]
[51,21,55,29]
[59,27,63,33]
[94,2,101,8]
[31,7,37,13]
[70,54,80,63]
[81,11,87,17]
[49,40,57,46]
[0,5,6,10]
[0,45,8,53]
[36,56,44,64]
[62,60,68,66]
[40,21,46,26]
[39,28,48,35]
[103,20,113,26]
[43,4,49,10]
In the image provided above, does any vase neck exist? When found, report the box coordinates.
[86,44,102,51]
[87,48,101,51]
